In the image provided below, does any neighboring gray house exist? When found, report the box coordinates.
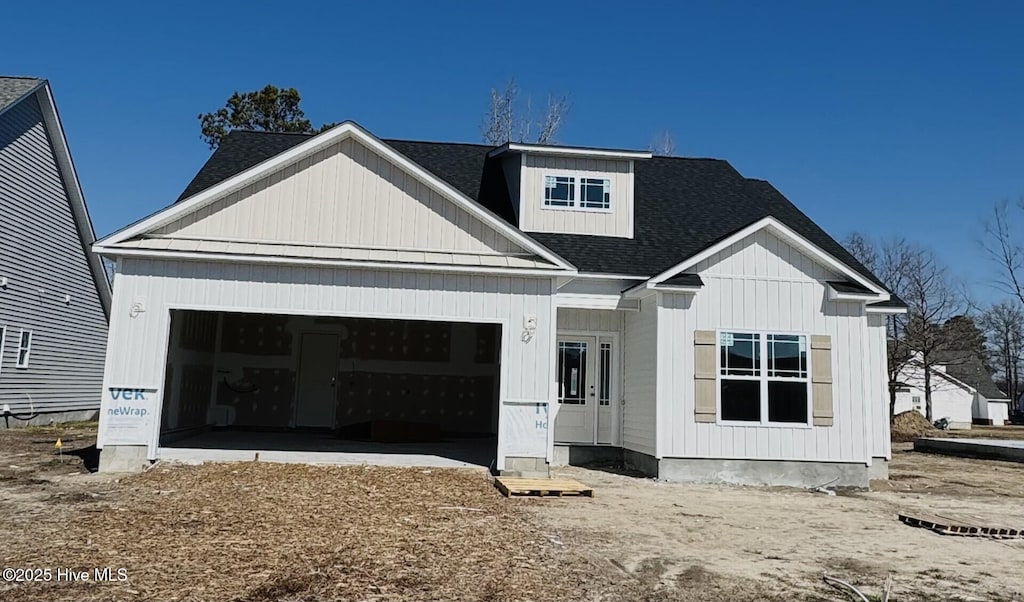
[0,76,111,426]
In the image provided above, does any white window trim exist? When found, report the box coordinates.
[15,329,32,369]
[715,328,813,429]
[540,172,614,214]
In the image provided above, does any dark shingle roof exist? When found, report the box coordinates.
[827,281,873,294]
[935,354,1008,401]
[0,76,43,112]
[173,130,900,306]
[178,131,315,200]
[662,274,704,287]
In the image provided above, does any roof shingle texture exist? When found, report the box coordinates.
[935,353,1008,400]
[0,76,43,112]
[174,130,894,299]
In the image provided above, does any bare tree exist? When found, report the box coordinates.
[649,130,677,156]
[982,200,1024,307]
[900,249,974,421]
[844,233,914,420]
[481,78,571,146]
[980,301,1024,407]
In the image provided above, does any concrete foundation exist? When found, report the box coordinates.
[622,448,659,476]
[502,456,550,478]
[868,457,889,481]
[2,410,98,428]
[552,444,623,467]
[914,438,1024,463]
[98,445,150,473]
[658,457,870,488]
[620,449,872,488]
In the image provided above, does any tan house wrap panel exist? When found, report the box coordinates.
[694,330,717,423]
[810,334,834,426]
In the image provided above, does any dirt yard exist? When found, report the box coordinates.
[2,425,1023,601]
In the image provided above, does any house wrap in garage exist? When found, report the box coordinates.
[94,122,905,486]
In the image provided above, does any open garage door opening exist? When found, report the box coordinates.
[158,310,502,469]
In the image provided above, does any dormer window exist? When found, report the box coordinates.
[543,175,611,212]
[580,178,611,210]
[544,175,575,207]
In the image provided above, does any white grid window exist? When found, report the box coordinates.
[580,178,611,210]
[16,330,32,368]
[719,331,809,425]
[544,175,575,207]
[542,174,612,211]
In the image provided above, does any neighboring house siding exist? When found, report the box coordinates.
[100,258,555,456]
[155,137,526,256]
[0,94,108,414]
[658,229,875,464]
[867,314,891,459]
[519,154,634,238]
[894,367,974,428]
[623,295,657,454]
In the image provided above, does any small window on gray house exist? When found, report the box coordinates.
[580,178,611,210]
[16,330,32,368]
[544,175,575,207]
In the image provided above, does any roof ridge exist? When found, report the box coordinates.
[224,129,498,150]
[0,75,44,81]
[384,138,497,150]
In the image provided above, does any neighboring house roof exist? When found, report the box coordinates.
[0,76,43,113]
[169,129,900,304]
[933,353,1009,401]
[0,76,112,317]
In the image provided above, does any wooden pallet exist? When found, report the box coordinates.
[899,512,1024,538]
[495,476,594,498]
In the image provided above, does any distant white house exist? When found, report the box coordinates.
[895,354,1010,428]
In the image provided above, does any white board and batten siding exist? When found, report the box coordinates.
[518,154,634,238]
[623,296,658,455]
[152,137,526,257]
[0,90,108,414]
[99,258,555,463]
[657,229,880,465]
[866,314,891,459]
[557,308,622,333]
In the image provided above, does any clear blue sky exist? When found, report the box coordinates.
[4,2,1022,302]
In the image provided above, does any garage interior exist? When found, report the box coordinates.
[158,310,501,468]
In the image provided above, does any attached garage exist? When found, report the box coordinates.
[158,309,502,467]
[93,122,570,473]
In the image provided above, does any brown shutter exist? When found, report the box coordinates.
[694,330,717,423]
[810,335,834,426]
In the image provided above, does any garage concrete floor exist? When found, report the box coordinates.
[158,430,496,469]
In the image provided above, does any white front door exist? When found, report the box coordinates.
[295,333,340,428]
[554,334,618,444]
[554,336,596,443]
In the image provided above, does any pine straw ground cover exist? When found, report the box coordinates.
[3,462,611,602]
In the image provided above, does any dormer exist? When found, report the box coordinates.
[489,143,652,239]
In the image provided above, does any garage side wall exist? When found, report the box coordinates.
[98,258,555,467]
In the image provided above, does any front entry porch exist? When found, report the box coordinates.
[553,308,624,447]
